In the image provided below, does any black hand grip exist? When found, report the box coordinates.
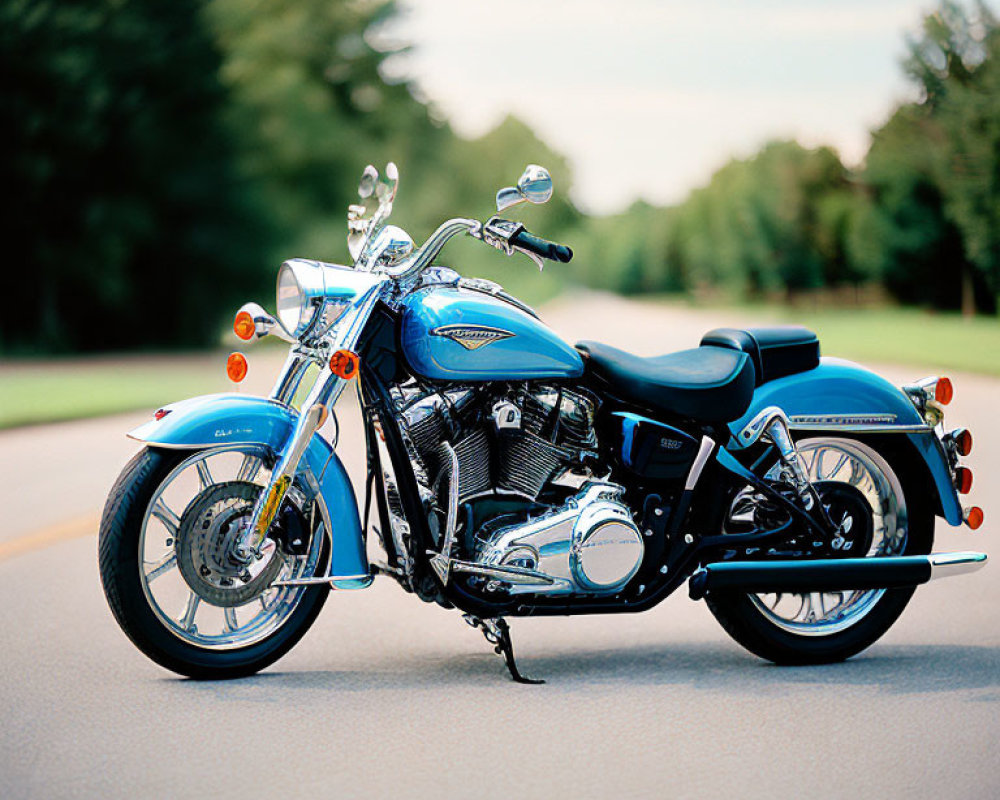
[511,229,573,263]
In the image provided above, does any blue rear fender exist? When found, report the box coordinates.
[728,358,964,526]
[128,393,368,584]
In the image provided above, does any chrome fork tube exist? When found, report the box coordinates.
[270,351,313,404]
[241,286,383,556]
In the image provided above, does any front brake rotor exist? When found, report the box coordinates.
[175,481,284,607]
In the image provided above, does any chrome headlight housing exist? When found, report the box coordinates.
[276,259,384,339]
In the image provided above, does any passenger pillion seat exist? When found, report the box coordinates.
[700,326,820,386]
[576,341,756,423]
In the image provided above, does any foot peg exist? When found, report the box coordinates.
[464,615,544,684]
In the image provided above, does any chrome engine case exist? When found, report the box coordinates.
[475,482,644,596]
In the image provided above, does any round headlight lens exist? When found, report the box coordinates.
[276,263,308,335]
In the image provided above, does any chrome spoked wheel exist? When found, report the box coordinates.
[749,437,909,637]
[137,446,327,650]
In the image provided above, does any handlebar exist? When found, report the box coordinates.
[378,215,573,281]
[510,229,573,263]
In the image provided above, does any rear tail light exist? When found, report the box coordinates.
[934,376,953,405]
[952,428,973,457]
[955,466,973,494]
[964,506,984,530]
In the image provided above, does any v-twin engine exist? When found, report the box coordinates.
[474,482,644,596]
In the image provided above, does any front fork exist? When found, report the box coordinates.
[238,288,381,559]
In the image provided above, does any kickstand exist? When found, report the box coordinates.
[464,615,545,684]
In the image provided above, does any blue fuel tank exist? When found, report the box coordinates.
[399,286,584,381]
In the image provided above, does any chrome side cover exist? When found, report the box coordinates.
[475,481,644,596]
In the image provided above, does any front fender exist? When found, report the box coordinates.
[729,358,963,526]
[128,393,368,583]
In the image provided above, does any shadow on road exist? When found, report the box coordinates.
[172,641,1000,698]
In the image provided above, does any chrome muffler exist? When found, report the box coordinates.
[688,552,986,600]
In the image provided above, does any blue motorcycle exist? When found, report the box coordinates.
[99,163,986,682]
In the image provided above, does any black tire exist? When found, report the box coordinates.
[706,437,934,665]
[98,447,330,679]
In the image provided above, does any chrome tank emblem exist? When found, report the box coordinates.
[431,324,515,350]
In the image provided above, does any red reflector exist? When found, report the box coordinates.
[935,377,953,405]
[965,506,984,530]
[955,466,973,494]
[227,352,248,383]
[954,428,973,457]
[329,350,360,380]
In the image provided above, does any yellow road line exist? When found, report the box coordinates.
[0,513,100,563]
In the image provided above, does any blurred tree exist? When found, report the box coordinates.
[858,0,999,314]
[849,105,966,309]
[660,141,855,300]
[0,0,269,352]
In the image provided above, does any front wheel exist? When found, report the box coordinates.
[99,446,330,679]
[707,437,934,665]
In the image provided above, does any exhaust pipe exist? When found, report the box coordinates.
[688,551,986,600]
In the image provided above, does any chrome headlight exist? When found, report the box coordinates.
[276,262,311,335]
[275,259,384,339]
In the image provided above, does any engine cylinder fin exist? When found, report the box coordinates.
[497,429,575,499]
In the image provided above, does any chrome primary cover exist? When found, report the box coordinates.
[476,482,644,596]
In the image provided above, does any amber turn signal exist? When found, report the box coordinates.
[964,506,984,530]
[953,428,973,457]
[330,349,360,380]
[234,310,255,341]
[934,376,953,405]
[955,466,973,494]
[227,352,248,383]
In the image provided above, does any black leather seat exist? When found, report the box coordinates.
[577,341,756,423]
[701,326,819,386]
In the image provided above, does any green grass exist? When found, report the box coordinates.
[641,296,1000,376]
[0,354,229,429]
[776,307,1000,376]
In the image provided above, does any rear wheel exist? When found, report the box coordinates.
[99,446,330,679]
[706,437,934,665]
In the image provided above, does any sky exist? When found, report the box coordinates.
[379,0,939,215]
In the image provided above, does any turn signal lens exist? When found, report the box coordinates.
[234,310,255,341]
[953,428,973,457]
[227,352,248,383]
[935,376,953,405]
[964,506,984,530]
[329,349,360,380]
[955,466,973,494]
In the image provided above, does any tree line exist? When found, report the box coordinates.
[1,1,996,354]
[573,2,1000,317]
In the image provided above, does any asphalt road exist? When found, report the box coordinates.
[1,298,998,799]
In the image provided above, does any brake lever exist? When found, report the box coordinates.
[512,245,545,271]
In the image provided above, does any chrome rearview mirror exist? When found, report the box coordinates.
[496,164,553,212]
[358,164,379,199]
[376,161,398,203]
[348,162,400,263]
